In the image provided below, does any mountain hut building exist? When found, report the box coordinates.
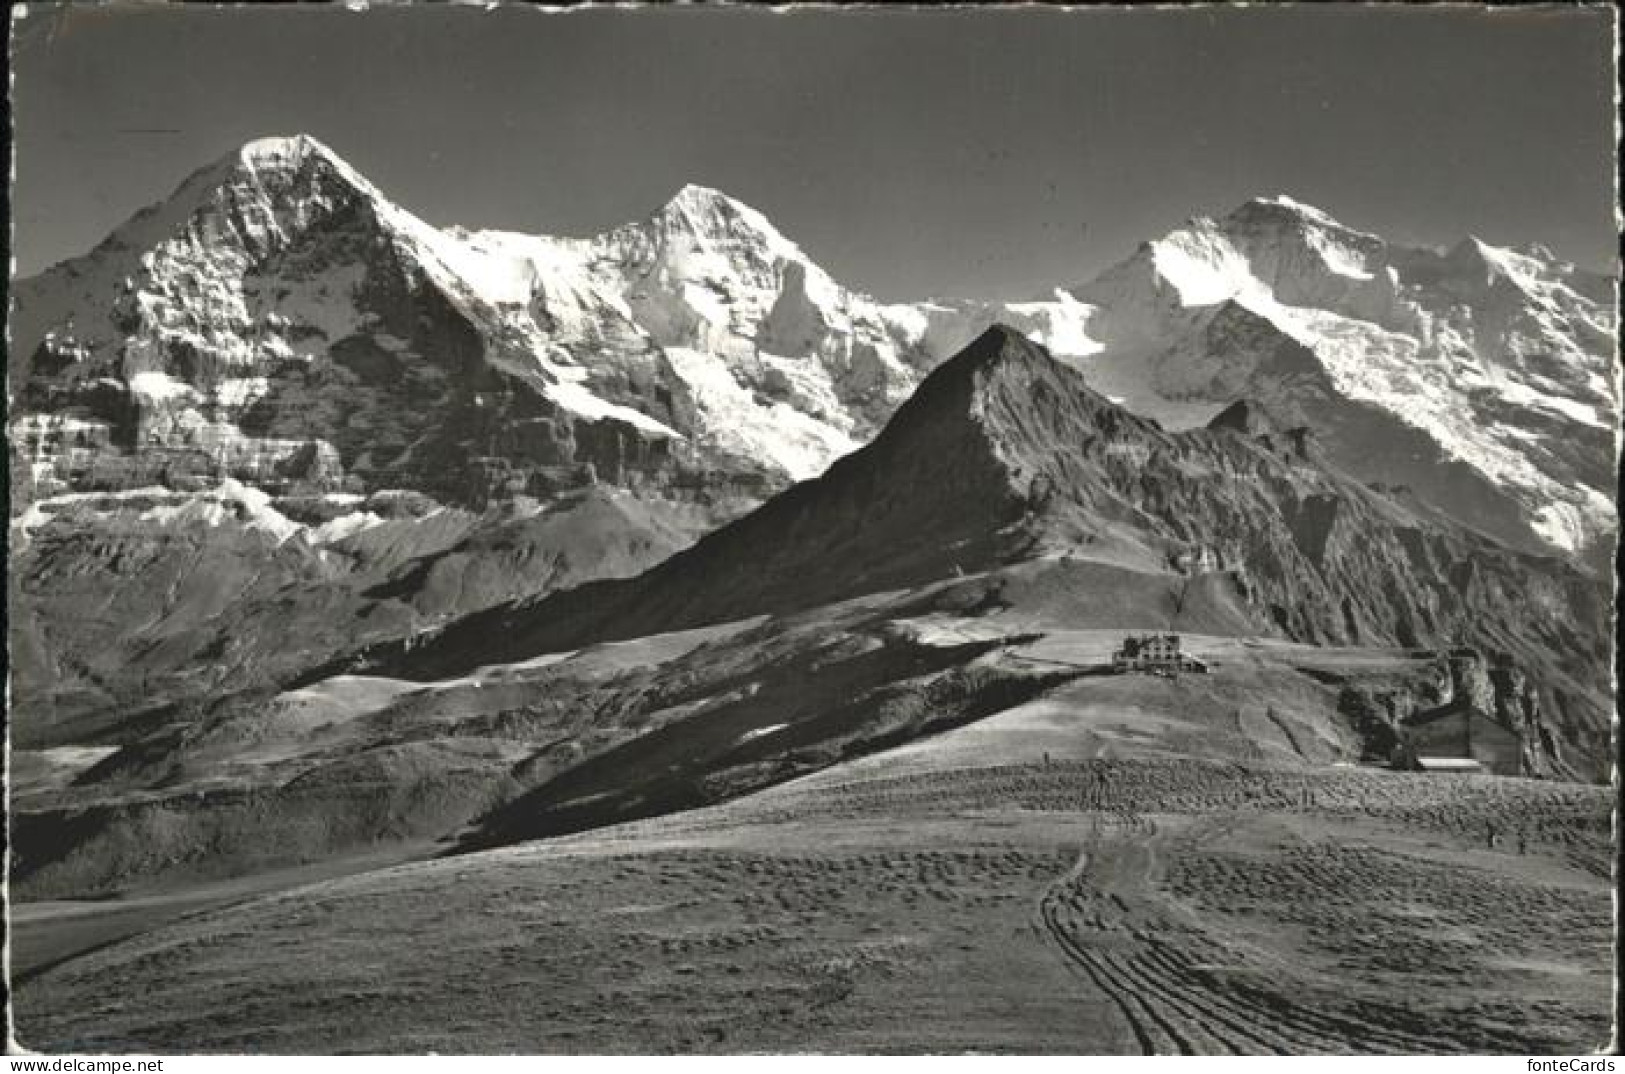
[1111,633,1208,674]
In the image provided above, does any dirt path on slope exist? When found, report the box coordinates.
[1032,812,1553,1054]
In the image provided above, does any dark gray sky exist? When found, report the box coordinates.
[10,3,1618,300]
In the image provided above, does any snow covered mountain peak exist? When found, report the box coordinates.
[11,135,396,384]
[660,182,763,218]
[225,133,389,207]
[1442,234,1553,290]
[192,133,380,209]
[1071,194,1392,324]
[235,132,336,168]
[620,182,805,269]
[1226,194,1359,232]
[1060,195,1617,561]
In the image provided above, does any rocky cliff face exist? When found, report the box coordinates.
[9,136,724,510]
[1330,646,1577,778]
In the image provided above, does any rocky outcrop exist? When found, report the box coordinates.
[1206,399,1280,437]
[1331,646,1572,778]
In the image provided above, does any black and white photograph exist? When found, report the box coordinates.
[5,1,1618,1056]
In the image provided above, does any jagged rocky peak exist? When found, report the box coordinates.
[1204,399,1320,458]
[942,322,1112,394]
[1446,233,1507,260]
[227,135,384,207]
[13,135,394,397]
[1224,193,1386,266]
[1161,193,1384,257]
[1439,234,1547,291]
[1206,398,1281,436]
[1224,193,1364,233]
[1443,233,1498,268]
[892,324,1123,446]
[613,184,850,331]
[922,321,1042,381]
[659,182,763,221]
[1078,192,1390,319]
[100,133,384,262]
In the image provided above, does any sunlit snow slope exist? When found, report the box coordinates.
[1060,197,1618,559]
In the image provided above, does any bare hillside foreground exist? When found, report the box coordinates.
[11,613,1612,1054]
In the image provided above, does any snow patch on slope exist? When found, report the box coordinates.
[664,347,859,480]
[12,481,396,549]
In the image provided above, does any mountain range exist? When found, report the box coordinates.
[7,134,1616,808]
[12,136,1616,546]
[9,132,1617,1057]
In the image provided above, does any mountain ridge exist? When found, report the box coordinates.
[325,325,1606,778]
